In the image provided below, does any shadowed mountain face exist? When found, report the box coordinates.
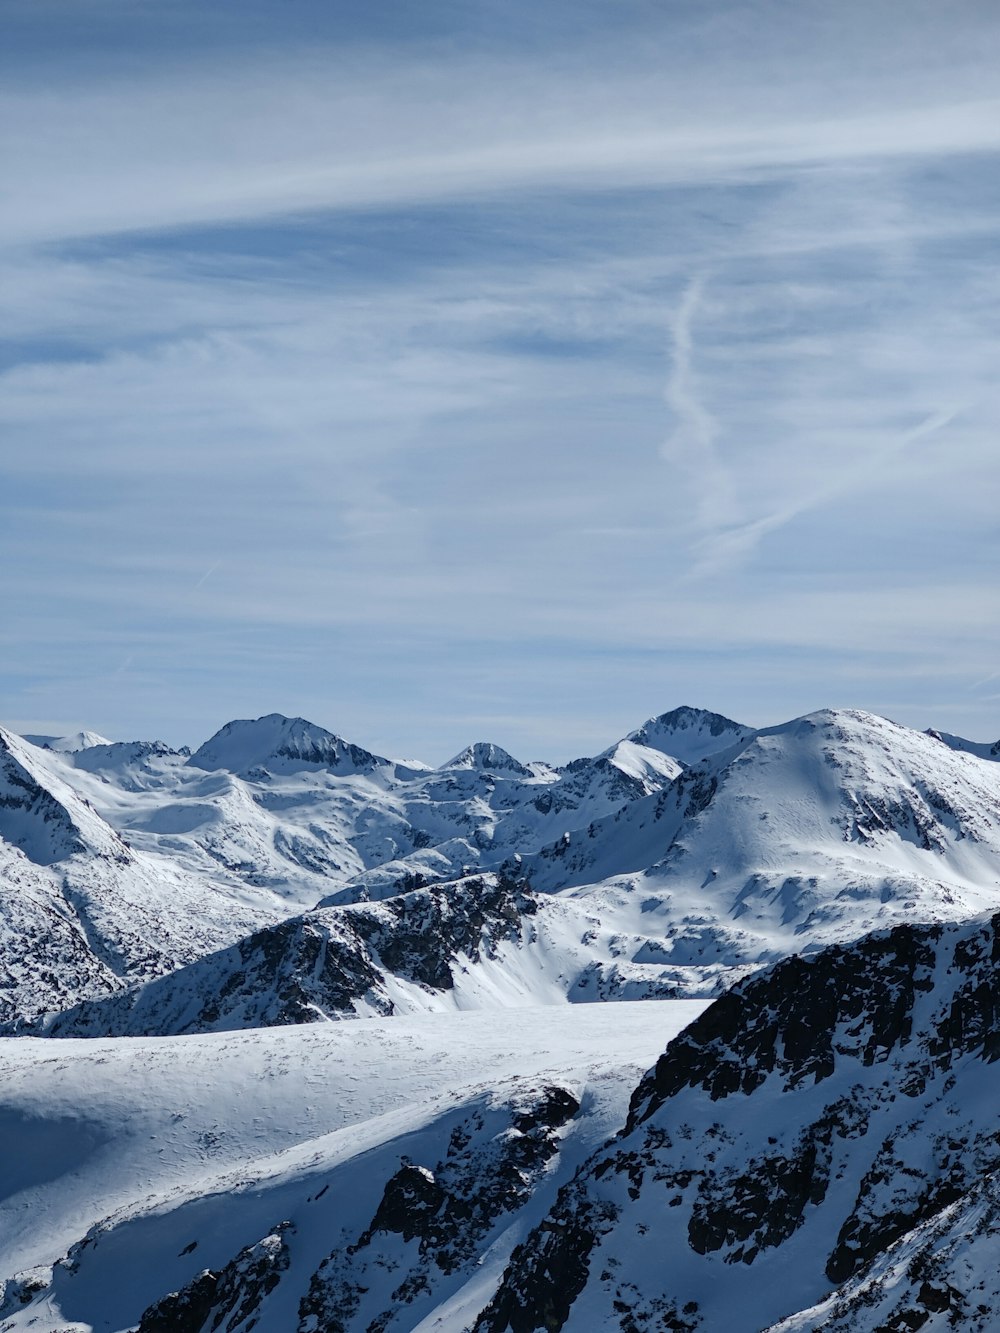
[626,705,756,767]
[10,910,1000,1331]
[187,713,392,777]
[477,910,1000,1332]
[14,874,544,1038]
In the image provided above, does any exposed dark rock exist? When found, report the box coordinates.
[137,1222,292,1333]
[302,1084,580,1332]
[688,1120,833,1262]
[474,1190,617,1333]
[364,1163,445,1243]
[16,873,539,1037]
[626,923,942,1127]
[477,912,1000,1330]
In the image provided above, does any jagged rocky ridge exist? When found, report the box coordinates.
[12,909,1000,1331]
[771,1168,1000,1331]
[53,1083,581,1333]
[292,1083,580,1333]
[4,703,1000,1331]
[476,909,1000,1332]
[11,873,544,1036]
[0,709,697,1026]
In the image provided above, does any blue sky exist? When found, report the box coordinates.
[2,0,999,761]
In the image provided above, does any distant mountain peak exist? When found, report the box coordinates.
[22,729,112,753]
[626,705,755,767]
[925,727,1000,762]
[187,713,389,777]
[0,727,130,866]
[442,742,532,777]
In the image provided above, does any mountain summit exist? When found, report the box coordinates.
[441,741,534,776]
[626,705,755,766]
[188,713,390,777]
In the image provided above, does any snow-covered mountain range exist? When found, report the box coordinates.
[1,702,999,1330]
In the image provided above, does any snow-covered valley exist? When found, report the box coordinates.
[1,703,999,1330]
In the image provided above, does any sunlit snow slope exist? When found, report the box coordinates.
[0,1000,706,1332]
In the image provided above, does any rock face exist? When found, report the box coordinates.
[476,910,1000,1332]
[14,873,541,1036]
[626,705,756,767]
[771,1170,1000,1331]
[300,1084,580,1333]
[137,1224,293,1333]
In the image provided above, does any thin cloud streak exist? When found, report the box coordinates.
[687,407,962,577]
[2,1,999,752]
[662,276,739,538]
[3,42,1000,245]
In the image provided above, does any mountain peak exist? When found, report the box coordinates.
[442,741,532,776]
[22,729,112,753]
[0,727,130,865]
[626,705,755,767]
[187,714,389,777]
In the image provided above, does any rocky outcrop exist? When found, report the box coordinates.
[299,1084,579,1333]
[476,911,1000,1332]
[137,1224,292,1333]
[15,873,539,1037]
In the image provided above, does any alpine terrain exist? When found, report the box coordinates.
[0,703,998,1331]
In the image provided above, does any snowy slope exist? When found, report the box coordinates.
[0,1000,707,1332]
[14,872,713,1038]
[517,709,1000,993]
[2,703,1000,1329]
[626,704,755,766]
[0,710,691,1027]
[926,727,1000,762]
[24,714,686,919]
[188,713,393,778]
[770,1167,1000,1331]
[21,730,112,753]
[332,738,683,906]
[13,709,1000,1036]
[0,728,295,1026]
[478,908,1000,1332]
[0,726,130,865]
[5,705,1000,1032]
[16,905,1000,1332]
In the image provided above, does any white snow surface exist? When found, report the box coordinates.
[4,706,1000,1027]
[2,704,1000,1328]
[926,727,1000,763]
[20,731,112,754]
[0,1000,707,1331]
[525,709,1000,983]
[0,728,297,1026]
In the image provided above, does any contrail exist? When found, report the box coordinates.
[662,274,739,544]
[193,560,221,590]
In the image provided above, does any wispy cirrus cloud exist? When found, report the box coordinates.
[1,0,999,756]
[3,1,1000,247]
